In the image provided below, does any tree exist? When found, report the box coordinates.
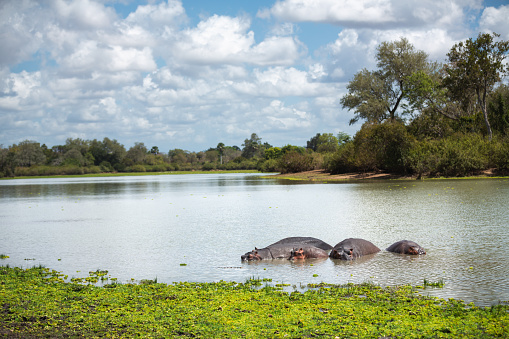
[241,133,263,158]
[488,85,509,136]
[13,140,46,167]
[125,142,148,164]
[216,143,225,164]
[444,32,509,140]
[150,146,159,155]
[341,38,428,125]
[316,133,339,153]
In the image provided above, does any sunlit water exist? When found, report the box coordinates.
[1,173,508,306]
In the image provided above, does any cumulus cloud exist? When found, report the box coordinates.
[267,0,479,30]
[172,15,303,66]
[480,5,509,39]
[0,0,499,151]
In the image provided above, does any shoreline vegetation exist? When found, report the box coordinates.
[1,265,508,338]
[2,168,508,182]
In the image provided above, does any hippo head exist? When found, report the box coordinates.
[408,246,426,255]
[241,248,263,261]
[330,248,354,260]
[289,248,305,260]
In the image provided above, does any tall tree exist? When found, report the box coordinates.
[241,133,262,158]
[444,32,509,140]
[341,38,428,125]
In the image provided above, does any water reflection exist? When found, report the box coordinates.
[0,174,508,306]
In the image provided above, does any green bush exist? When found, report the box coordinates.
[405,134,491,177]
[258,159,279,172]
[202,162,216,171]
[353,122,414,174]
[127,164,146,173]
[278,151,315,174]
[323,143,357,174]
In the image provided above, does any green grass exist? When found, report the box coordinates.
[1,266,508,338]
[1,170,260,180]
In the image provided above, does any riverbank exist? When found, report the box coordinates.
[269,169,508,182]
[1,266,508,338]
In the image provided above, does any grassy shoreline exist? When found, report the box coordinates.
[1,266,508,338]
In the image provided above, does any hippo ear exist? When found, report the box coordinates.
[255,247,258,250]
[300,248,303,251]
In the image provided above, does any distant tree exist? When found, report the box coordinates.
[341,38,428,125]
[150,146,159,155]
[13,140,46,167]
[169,149,188,164]
[126,142,148,164]
[316,133,339,153]
[89,138,126,167]
[306,133,321,151]
[216,143,225,164]
[265,147,283,160]
[241,133,263,158]
[337,132,351,145]
[444,32,509,140]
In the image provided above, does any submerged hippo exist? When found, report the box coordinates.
[289,246,329,260]
[386,240,426,255]
[329,238,380,260]
[268,236,332,251]
[241,243,328,261]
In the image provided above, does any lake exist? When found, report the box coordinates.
[1,173,508,306]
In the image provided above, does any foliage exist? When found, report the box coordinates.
[353,122,414,174]
[404,134,492,177]
[444,32,509,140]
[278,151,316,174]
[341,38,429,125]
[1,266,508,338]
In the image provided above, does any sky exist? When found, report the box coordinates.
[1,0,509,152]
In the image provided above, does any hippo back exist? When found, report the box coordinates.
[330,238,380,260]
[268,236,333,251]
[387,240,426,255]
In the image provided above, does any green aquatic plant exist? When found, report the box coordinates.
[0,254,9,259]
[423,278,445,287]
[1,266,508,338]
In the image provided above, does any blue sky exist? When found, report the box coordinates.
[1,0,509,152]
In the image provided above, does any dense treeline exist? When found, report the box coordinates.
[1,33,509,178]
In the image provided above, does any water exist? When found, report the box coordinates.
[1,173,508,306]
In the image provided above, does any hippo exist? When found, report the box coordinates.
[289,246,329,260]
[386,240,426,255]
[241,243,328,261]
[267,236,333,251]
[329,238,381,260]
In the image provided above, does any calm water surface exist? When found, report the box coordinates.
[1,173,508,306]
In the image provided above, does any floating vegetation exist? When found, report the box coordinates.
[423,278,445,288]
[1,266,508,338]
[0,254,9,259]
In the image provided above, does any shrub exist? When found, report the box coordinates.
[202,162,216,171]
[258,159,279,172]
[127,164,146,173]
[278,152,315,174]
[405,134,491,177]
[323,143,357,174]
[353,122,414,174]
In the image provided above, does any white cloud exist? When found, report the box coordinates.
[268,0,481,32]
[268,0,395,26]
[480,5,509,39]
[173,15,303,66]
[52,0,116,30]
